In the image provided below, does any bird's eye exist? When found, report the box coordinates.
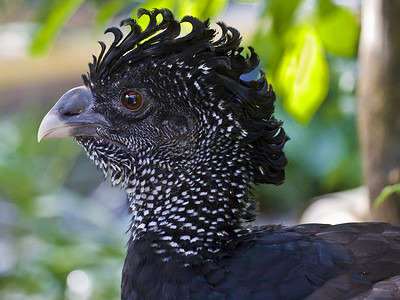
[121,91,143,111]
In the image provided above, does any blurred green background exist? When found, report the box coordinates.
[0,0,360,299]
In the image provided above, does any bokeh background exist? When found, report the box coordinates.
[0,0,362,299]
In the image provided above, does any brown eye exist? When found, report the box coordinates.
[121,91,143,111]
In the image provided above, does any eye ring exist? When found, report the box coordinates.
[121,91,143,111]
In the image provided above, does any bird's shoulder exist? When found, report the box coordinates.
[208,222,400,299]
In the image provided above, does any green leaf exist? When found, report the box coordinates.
[374,184,400,208]
[191,0,229,20]
[95,0,131,31]
[267,0,302,35]
[275,26,329,124]
[317,5,360,56]
[29,0,85,56]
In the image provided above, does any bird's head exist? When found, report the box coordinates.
[38,8,288,188]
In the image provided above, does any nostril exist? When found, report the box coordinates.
[62,109,83,117]
[59,104,85,117]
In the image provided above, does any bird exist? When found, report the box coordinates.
[38,8,400,300]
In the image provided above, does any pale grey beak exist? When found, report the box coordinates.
[38,86,109,142]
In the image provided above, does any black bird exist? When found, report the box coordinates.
[38,8,400,300]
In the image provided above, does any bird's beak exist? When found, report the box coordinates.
[38,86,109,142]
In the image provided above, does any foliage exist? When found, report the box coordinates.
[374,184,400,208]
[252,0,359,123]
[29,0,86,56]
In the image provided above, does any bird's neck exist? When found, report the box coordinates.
[125,144,254,257]
[76,135,256,257]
